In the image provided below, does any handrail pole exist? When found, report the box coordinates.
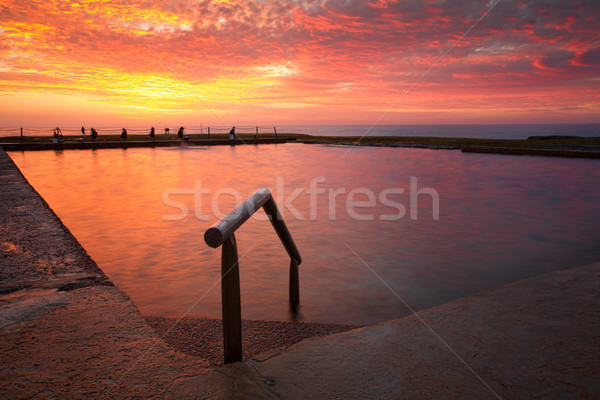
[289,258,299,310]
[221,233,242,363]
[263,196,302,264]
[205,189,272,247]
[204,188,302,364]
[205,188,301,265]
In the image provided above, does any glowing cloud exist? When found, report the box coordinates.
[0,0,598,125]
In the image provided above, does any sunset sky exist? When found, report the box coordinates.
[1,0,599,127]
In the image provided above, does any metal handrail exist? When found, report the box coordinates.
[204,188,301,364]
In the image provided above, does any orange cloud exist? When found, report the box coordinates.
[0,0,599,126]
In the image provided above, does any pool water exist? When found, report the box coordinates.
[9,143,600,325]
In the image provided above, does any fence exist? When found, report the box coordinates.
[0,126,279,139]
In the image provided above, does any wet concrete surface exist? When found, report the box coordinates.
[0,148,226,398]
[254,262,600,399]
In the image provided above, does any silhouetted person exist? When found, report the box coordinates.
[121,128,127,139]
[90,127,98,140]
[164,127,170,135]
[53,127,63,143]
[229,126,235,140]
[178,126,184,138]
[149,126,155,138]
[81,126,85,135]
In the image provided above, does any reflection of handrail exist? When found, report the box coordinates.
[204,188,301,364]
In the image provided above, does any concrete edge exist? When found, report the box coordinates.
[461,145,600,158]
[249,260,600,363]
[0,137,295,151]
[0,148,113,288]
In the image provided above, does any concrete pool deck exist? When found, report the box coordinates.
[0,137,294,151]
[1,147,599,398]
[2,134,600,158]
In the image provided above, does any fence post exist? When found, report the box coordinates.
[208,126,210,139]
[20,127,23,143]
[274,126,278,138]
[221,233,242,363]
[289,258,299,311]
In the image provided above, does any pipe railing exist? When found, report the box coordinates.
[204,188,301,364]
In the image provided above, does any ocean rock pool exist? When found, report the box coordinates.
[9,143,600,325]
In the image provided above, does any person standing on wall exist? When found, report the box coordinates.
[178,126,184,139]
[53,127,62,143]
[229,126,235,140]
[149,126,155,138]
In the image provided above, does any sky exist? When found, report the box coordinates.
[0,0,599,127]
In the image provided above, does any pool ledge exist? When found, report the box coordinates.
[1,147,599,398]
[0,137,294,151]
[251,261,600,398]
[0,148,228,398]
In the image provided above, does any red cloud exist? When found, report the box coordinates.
[0,0,598,124]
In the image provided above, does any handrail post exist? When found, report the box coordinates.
[204,188,302,364]
[289,258,299,311]
[221,233,242,363]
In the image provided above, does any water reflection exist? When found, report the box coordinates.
[9,144,600,325]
